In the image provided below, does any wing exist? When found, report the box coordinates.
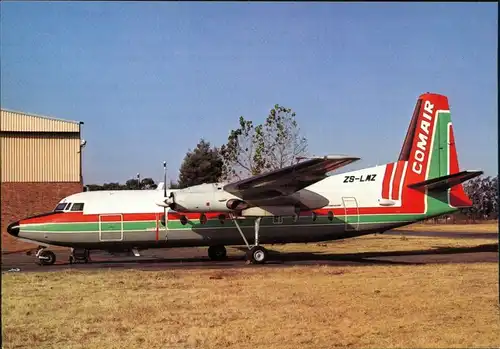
[223,155,360,201]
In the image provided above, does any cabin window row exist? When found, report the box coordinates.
[161,211,335,226]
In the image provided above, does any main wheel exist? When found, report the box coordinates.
[38,250,56,266]
[208,245,227,261]
[247,246,268,264]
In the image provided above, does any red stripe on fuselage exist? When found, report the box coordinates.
[382,163,394,199]
[391,161,406,200]
[100,214,123,222]
[22,211,233,225]
[21,207,422,227]
[22,212,160,224]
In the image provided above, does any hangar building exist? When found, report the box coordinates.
[1,109,84,251]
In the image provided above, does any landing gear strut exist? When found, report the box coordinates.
[208,245,227,261]
[231,215,268,264]
[69,248,90,264]
[35,247,56,266]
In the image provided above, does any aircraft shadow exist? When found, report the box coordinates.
[60,243,498,267]
[264,243,498,264]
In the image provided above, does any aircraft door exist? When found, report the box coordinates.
[98,214,124,241]
[342,197,359,231]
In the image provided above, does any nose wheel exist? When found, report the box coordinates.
[36,249,56,266]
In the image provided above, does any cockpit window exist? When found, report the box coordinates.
[54,203,68,211]
[70,203,85,211]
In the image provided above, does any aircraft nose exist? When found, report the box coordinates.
[7,221,20,237]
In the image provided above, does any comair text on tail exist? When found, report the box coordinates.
[5,91,483,266]
[398,92,482,210]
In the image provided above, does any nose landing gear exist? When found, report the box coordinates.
[35,248,56,266]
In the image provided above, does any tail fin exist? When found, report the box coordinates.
[399,93,477,207]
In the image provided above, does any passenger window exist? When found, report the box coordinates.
[180,215,188,225]
[328,211,334,221]
[70,203,85,211]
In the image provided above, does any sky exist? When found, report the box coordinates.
[1,2,497,184]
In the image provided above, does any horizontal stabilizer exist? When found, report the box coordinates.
[407,170,483,191]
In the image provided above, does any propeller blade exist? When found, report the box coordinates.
[163,161,167,198]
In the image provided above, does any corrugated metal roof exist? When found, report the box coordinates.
[0,108,82,132]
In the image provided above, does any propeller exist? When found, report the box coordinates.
[163,161,167,198]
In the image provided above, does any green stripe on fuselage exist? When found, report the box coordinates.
[20,213,429,233]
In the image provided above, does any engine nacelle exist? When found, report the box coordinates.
[158,183,249,213]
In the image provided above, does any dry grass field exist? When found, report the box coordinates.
[2,234,499,349]
[394,221,498,233]
[265,234,496,255]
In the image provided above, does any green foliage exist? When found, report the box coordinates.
[178,139,224,188]
[85,178,158,191]
[219,104,308,180]
[461,175,498,221]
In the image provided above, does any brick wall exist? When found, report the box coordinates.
[1,182,82,252]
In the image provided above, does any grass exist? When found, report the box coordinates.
[260,234,497,255]
[2,262,499,349]
[393,222,498,233]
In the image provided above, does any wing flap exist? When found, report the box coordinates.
[223,155,360,200]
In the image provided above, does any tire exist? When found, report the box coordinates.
[248,246,268,264]
[38,250,56,266]
[208,245,227,261]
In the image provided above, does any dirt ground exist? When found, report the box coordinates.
[394,222,498,233]
[2,263,499,349]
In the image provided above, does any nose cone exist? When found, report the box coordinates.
[7,221,20,237]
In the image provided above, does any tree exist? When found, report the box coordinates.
[177,139,224,188]
[85,182,125,191]
[85,177,158,191]
[219,104,308,180]
[461,175,498,221]
[125,179,140,190]
[140,178,158,190]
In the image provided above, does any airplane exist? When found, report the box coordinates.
[6,92,483,266]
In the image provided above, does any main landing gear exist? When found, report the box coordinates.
[208,245,227,261]
[230,215,269,264]
[69,248,91,264]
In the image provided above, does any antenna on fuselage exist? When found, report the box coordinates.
[163,161,168,196]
